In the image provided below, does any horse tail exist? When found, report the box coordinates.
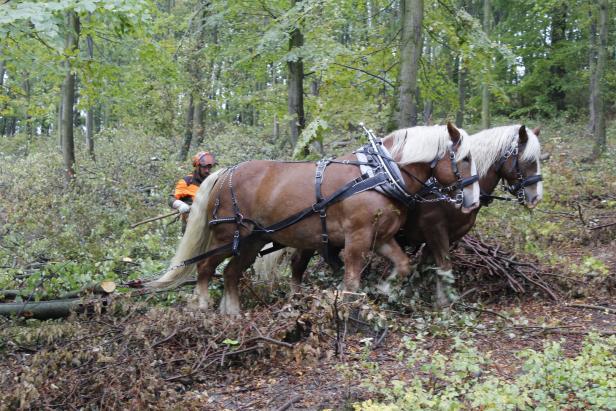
[252,244,292,283]
[147,168,226,289]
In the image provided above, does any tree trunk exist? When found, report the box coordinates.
[422,38,432,125]
[0,59,5,135]
[85,15,95,160]
[549,2,567,112]
[456,56,466,127]
[287,0,305,147]
[193,97,205,148]
[23,75,32,137]
[61,11,79,182]
[588,11,597,134]
[273,113,280,141]
[397,0,423,128]
[178,93,194,161]
[592,0,608,158]
[481,0,491,129]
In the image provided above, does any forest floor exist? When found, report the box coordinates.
[1,121,615,409]
[1,247,614,410]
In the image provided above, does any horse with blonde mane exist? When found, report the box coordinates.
[148,123,480,315]
[285,125,543,306]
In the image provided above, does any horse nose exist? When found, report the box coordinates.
[527,195,539,208]
[462,201,479,214]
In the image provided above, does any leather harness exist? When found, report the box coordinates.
[170,130,479,270]
[480,144,543,206]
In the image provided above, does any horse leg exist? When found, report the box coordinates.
[424,231,454,308]
[219,241,266,315]
[341,228,378,293]
[195,254,227,310]
[376,238,412,295]
[290,249,314,291]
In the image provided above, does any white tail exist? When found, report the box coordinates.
[252,244,293,283]
[146,168,226,289]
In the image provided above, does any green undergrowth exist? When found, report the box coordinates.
[0,124,285,299]
[355,334,616,410]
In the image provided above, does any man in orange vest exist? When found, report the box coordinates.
[169,151,217,232]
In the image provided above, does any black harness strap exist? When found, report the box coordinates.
[182,171,390,271]
[315,159,332,263]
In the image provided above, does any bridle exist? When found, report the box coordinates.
[361,125,478,207]
[410,141,479,206]
[494,144,543,204]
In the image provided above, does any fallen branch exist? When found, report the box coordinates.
[275,394,302,411]
[452,236,559,300]
[566,303,616,315]
[590,221,616,230]
[130,210,179,229]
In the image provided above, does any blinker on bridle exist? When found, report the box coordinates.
[495,144,543,204]
[361,125,478,207]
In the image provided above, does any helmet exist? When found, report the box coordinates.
[192,151,216,168]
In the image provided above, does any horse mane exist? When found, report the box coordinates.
[469,125,541,177]
[385,125,473,165]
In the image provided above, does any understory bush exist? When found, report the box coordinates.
[356,334,616,410]
[0,124,285,298]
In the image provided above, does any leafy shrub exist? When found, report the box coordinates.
[355,334,616,410]
[0,124,286,297]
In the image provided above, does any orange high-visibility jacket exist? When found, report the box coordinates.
[173,175,200,203]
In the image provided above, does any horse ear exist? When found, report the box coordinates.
[532,127,540,137]
[447,121,460,144]
[519,125,528,144]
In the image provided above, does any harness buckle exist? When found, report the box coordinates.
[232,230,240,255]
[454,191,463,206]
[321,233,329,243]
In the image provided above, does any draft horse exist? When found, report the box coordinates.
[403,125,543,306]
[148,123,480,315]
[287,125,543,307]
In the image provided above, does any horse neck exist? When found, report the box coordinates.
[400,163,431,192]
[479,167,501,195]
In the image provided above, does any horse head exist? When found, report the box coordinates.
[499,125,543,208]
[431,122,480,213]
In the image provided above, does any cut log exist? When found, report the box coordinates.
[0,281,116,302]
[59,281,116,299]
[0,297,111,320]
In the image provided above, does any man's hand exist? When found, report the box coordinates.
[173,200,191,214]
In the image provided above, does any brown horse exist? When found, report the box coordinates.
[148,123,480,315]
[403,124,542,306]
[286,125,543,306]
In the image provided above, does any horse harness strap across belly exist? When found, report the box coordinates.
[174,135,476,269]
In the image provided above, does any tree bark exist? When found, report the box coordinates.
[61,11,79,182]
[0,297,111,320]
[287,0,305,147]
[456,56,466,127]
[549,1,567,112]
[481,0,491,129]
[397,0,423,128]
[178,93,194,161]
[588,4,597,134]
[193,97,205,148]
[85,14,95,160]
[0,59,5,135]
[23,75,32,137]
[592,0,608,158]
